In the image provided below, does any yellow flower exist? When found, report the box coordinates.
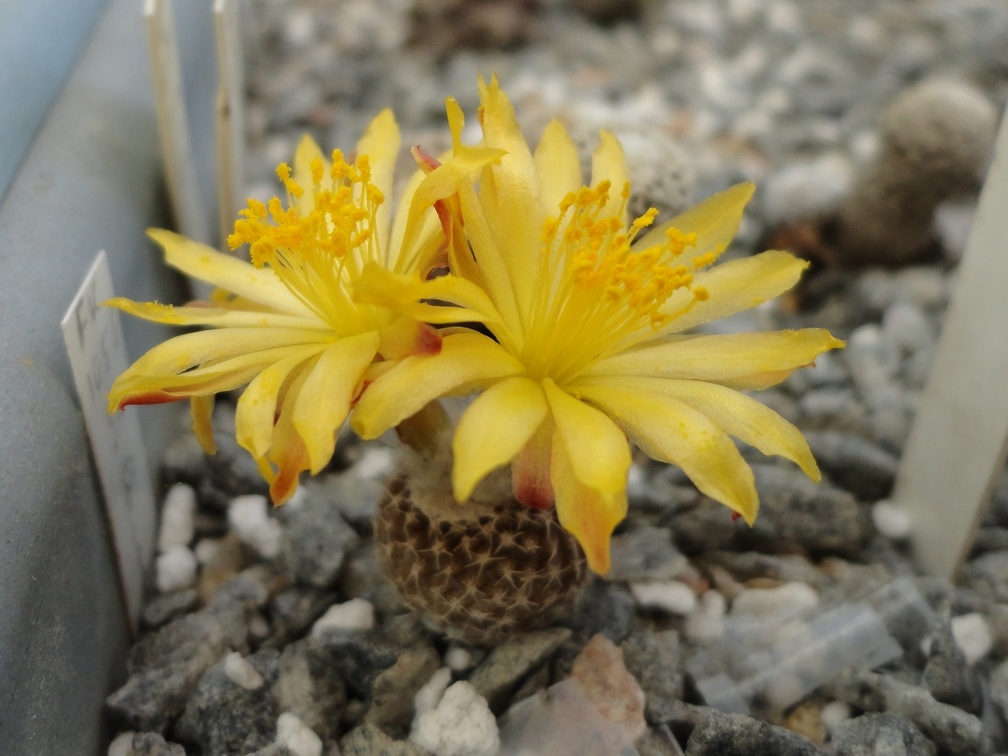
[108,110,494,503]
[352,78,844,573]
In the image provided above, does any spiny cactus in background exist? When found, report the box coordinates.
[835,78,997,266]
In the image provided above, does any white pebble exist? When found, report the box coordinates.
[415,667,454,716]
[731,583,819,616]
[193,538,221,565]
[630,580,697,615]
[310,598,375,636]
[763,153,851,226]
[882,302,933,354]
[872,499,913,540]
[951,613,993,665]
[444,646,475,673]
[685,590,727,641]
[224,652,264,690]
[356,446,396,480]
[228,494,281,559]
[107,731,135,756]
[410,681,499,756]
[155,545,198,593]
[819,701,852,734]
[276,712,323,756]
[158,483,196,552]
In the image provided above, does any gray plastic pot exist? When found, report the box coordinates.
[0,0,213,752]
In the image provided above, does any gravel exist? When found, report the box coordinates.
[105,0,1008,753]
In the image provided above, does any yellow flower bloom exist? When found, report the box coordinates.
[352,78,844,573]
[108,110,492,503]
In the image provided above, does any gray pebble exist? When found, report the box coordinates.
[715,550,827,587]
[467,627,572,713]
[829,713,936,756]
[828,669,993,755]
[620,630,685,726]
[302,471,386,536]
[959,552,1008,604]
[128,602,248,674]
[338,541,406,616]
[607,526,689,582]
[990,660,1008,729]
[309,628,400,699]
[684,710,822,755]
[119,732,187,756]
[562,579,638,644]
[745,464,872,556]
[271,586,340,640]
[141,588,200,630]
[106,655,215,734]
[272,639,348,744]
[280,499,360,588]
[802,430,898,500]
[173,649,280,756]
[244,745,298,756]
[922,621,984,715]
[364,646,441,737]
[340,721,431,755]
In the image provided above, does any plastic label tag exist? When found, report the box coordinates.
[61,251,156,631]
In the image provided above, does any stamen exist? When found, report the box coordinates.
[227,150,385,331]
[526,181,706,380]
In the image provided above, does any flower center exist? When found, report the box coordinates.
[228,150,385,333]
[523,181,706,383]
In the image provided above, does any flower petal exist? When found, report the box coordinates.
[356,108,400,255]
[235,347,322,460]
[590,130,629,224]
[293,332,380,474]
[378,315,442,360]
[587,329,844,385]
[574,375,819,481]
[574,382,758,523]
[265,367,315,504]
[104,297,326,330]
[191,395,217,454]
[511,421,554,510]
[457,180,522,336]
[148,229,313,317]
[109,332,331,411]
[633,182,754,264]
[551,439,626,575]
[477,75,542,318]
[113,326,331,379]
[660,250,809,333]
[351,332,525,439]
[534,120,583,216]
[292,134,325,209]
[397,144,505,270]
[453,376,549,501]
[542,378,631,495]
[354,263,508,329]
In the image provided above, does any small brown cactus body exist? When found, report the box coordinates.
[374,474,589,645]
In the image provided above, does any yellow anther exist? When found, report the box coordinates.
[692,252,716,269]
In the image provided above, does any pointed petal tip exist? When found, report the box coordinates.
[585,546,611,576]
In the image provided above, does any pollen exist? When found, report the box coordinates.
[548,182,701,331]
[227,149,385,329]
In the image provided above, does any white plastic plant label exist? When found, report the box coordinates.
[61,251,157,632]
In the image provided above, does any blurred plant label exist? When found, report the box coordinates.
[61,251,155,632]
